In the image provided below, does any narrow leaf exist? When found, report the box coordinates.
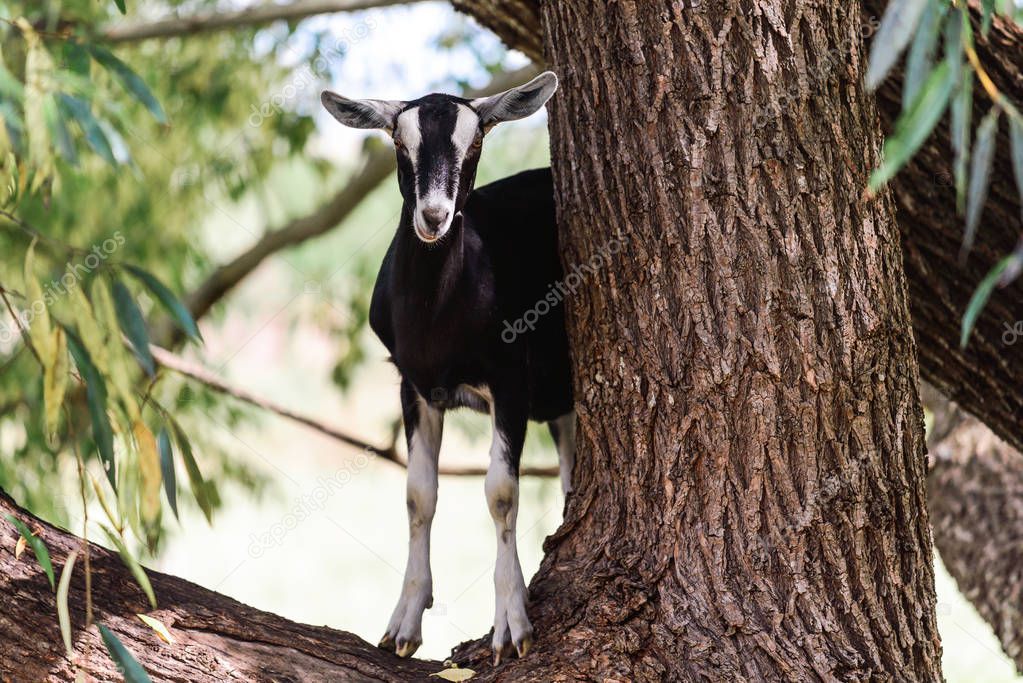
[58,549,79,657]
[981,0,996,35]
[157,429,178,519]
[430,668,476,681]
[112,0,127,14]
[24,241,55,364]
[111,280,155,376]
[1009,116,1023,210]
[86,46,166,124]
[62,43,90,77]
[870,60,955,189]
[169,421,213,523]
[951,71,974,214]
[43,95,77,166]
[136,614,174,644]
[66,330,117,488]
[961,257,1012,347]
[91,278,140,421]
[5,515,55,589]
[43,326,69,439]
[100,526,157,609]
[963,107,1000,258]
[58,94,116,167]
[867,0,929,90]
[124,266,202,342]
[902,1,943,107]
[98,624,154,683]
[133,420,162,531]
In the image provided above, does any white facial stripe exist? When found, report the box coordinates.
[452,105,480,158]
[396,107,422,174]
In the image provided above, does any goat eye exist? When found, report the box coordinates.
[471,134,483,149]
[393,136,404,149]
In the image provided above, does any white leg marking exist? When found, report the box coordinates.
[485,427,532,662]
[382,396,442,657]
[552,411,576,496]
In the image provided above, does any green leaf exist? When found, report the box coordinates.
[43,95,77,166]
[58,94,116,167]
[943,7,965,85]
[157,429,178,520]
[112,0,127,14]
[98,624,154,683]
[951,71,973,214]
[86,46,167,125]
[981,0,996,36]
[57,549,79,657]
[66,329,117,488]
[1009,116,1023,211]
[169,421,214,524]
[963,107,1000,258]
[111,280,155,376]
[870,59,954,189]
[5,514,55,590]
[62,43,90,77]
[0,61,25,102]
[124,266,202,343]
[867,0,929,90]
[902,1,943,107]
[100,526,157,609]
[961,256,1012,347]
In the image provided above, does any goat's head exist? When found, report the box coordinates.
[321,72,558,244]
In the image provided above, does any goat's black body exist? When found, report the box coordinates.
[370,167,573,425]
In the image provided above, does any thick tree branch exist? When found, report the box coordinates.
[924,387,1023,673]
[0,488,447,682]
[101,0,424,43]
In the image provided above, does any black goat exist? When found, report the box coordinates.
[321,72,574,664]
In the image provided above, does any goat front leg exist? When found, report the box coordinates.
[379,380,443,658]
[486,387,531,664]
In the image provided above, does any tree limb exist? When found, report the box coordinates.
[101,0,425,44]
[924,386,1023,673]
[0,488,448,682]
[149,343,560,478]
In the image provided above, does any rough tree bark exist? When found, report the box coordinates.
[924,387,1023,673]
[0,490,446,682]
[452,0,1023,458]
[462,1,942,679]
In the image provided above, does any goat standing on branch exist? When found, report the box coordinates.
[321,72,575,664]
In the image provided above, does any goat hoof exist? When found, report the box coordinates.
[396,638,420,658]
[492,641,515,666]
[515,634,533,658]
[378,633,396,651]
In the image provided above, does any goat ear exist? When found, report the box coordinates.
[320,91,403,131]
[471,71,558,126]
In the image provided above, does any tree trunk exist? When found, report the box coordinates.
[462,1,939,679]
[450,0,1023,458]
[924,388,1023,673]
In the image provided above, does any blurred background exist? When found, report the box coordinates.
[0,1,1017,679]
